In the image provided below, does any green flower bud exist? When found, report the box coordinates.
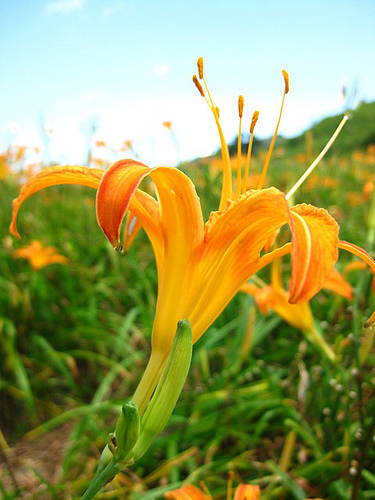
[97,444,114,474]
[132,319,192,461]
[114,401,140,459]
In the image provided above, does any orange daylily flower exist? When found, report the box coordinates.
[242,262,353,361]
[120,140,134,152]
[164,482,324,500]
[242,281,316,334]
[0,153,11,180]
[165,482,260,500]
[12,239,68,270]
[165,484,209,500]
[363,176,375,200]
[10,58,375,413]
[234,485,261,500]
[162,121,173,130]
[10,161,342,407]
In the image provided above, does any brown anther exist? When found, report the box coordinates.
[215,106,220,118]
[250,111,259,133]
[238,95,244,118]
[282,70,289,94]
[193,75,205,97]
[197,57,204,79]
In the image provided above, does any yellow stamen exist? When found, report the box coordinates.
[194,57,232,210]
[257,70,289,190]
[250,110,260,134]
[238,94,244,118]
[282,69,289,94]
[199,480,213,499]
[286,115,349,201]
[242,111,259,193]
[193,75,205,97]
[212,105,232,211]
[197,57,204,79]
[236,95,244,199]
[227,471,234,500]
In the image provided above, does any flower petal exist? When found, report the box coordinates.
[10,165,104,238]
[252,284,315,332]
[97,160,205,352]
[289,204,339,303]
[234,484,261,500]
[323,267,353,300]
[126,189,163,267]
[96,159,151,249]
[147,166,204,352]
[123,212,142,251]
[338,240,375,326]
[187,187,291,342]
[165,484,208,500]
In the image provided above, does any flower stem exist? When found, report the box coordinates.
[304,327,336,363]
[81,458,120,500]
[81,321,192,499]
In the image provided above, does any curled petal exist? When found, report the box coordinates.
[338,240,375,326]
[124,190,161,252]
[289,204,339,303]
[10,166,104,238]
[123,212,142,252]
[96,159,151,249]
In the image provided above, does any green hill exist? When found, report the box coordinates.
[283,100,375,156]
[227,100,375,158]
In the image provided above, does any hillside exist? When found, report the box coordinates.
[227,100,375,158]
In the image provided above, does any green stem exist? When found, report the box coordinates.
[132,320,193,460]
[81,458,119,500]
[81,321,192,499]
[304,327,336,363]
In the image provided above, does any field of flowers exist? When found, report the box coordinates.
[1,100,375,499]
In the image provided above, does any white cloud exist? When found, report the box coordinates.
[153,65,170,77]
[46,0,84,14]
[78,90,103,103]
[5,88,346,170]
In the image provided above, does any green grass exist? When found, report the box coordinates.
[1,133,375,499]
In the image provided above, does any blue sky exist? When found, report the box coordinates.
[1,0,374,166]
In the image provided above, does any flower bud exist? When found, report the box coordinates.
[132,320,192,460]
[114,401,140,459]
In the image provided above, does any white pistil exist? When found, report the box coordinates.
[286,115,349,201]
